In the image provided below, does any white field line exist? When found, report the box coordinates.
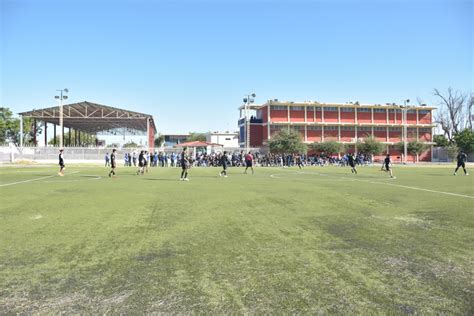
[0,171,79,187]
[269,170,474,200]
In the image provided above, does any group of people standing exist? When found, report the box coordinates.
[59,149,469,180]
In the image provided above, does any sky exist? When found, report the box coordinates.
[1,0,472,136]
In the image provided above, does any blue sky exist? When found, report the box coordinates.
[1,0,472,134]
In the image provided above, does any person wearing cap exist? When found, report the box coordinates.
[180,147,190,181]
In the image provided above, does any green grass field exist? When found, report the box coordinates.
[1,164,473,314]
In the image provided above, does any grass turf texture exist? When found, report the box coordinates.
[0,165,473,314]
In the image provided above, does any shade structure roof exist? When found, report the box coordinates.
[174,141,223,147]
[19,101,156,134]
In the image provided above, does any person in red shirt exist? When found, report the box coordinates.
[244,151,254,174]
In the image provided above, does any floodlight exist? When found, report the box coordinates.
[55,96,60,99]
[64,88,69,93]
[243,98,248,103]
[251,93,256,98]
[63,96,68,99]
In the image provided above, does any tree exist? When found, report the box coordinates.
[407,141,428,162]
[311,141,344,155]
[268,129,307,154]
[154,134,165,147]
[433,134,449,147]
[433,88,472,141]
[356,136,384,156]
[123,141,139,148]
[186,132,206,142]
[446,143,459,160]
[0,107,38,145]
[453,129,474,154]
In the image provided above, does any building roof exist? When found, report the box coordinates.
[238,100,436,110]
[174,141,224,147]
[19,101,157,134]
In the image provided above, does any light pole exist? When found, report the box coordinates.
[243,93,256,152]
[400,99,410,164]
[55,88,69,148]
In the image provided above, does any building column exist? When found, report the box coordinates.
[338,126,341,141]
[19,115,23,148]
[44,122,48,147]
[313,106,316,121]
[287,105,290,122]
[416,127,419,141]
[386,127,389,142]
[371,126,374,138]
[386,109,389,123]
[267,105,271,140]
[78,130,81,145]
[304,125,308,142]
[33,119,37,146]
[338,107,341,123]
[304,106,307,123]
[53,124,57,146]
[371,108,374,123]
[62,125,65,147]
[68,127,72,146]
[355,108,358,124]
[322,107,325,122]
[321,126,325,142]
[416,109,419,124]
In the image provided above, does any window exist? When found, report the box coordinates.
[225,138,231,141]
[325,126,338,130]
[307,126,321,130]
[291,106,304,111]
[419,110,431,115]
[358,126,372,131]
[341,107,355,112]
[324,107,337,112]
[341,126,355,131]
[419,128,431,133]
[374,127,386,131]
[291,126,303,130]
[315,107,322,111]
[407,110,416,114]
[374,108,386,113]
[358,108,371,112]
[389,127,401,132]
[271,105,287,111]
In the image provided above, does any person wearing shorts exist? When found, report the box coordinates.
[244,152,254,174]
[58,149,65,176]
[109,149,117,177]
[348,153,357,174]
[137,150,145,175]
[383,154,394,178]
[219,151,229,177]
[454,151,468,176]
[180,147,190,181]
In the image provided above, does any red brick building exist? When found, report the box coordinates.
[238,100,436,161]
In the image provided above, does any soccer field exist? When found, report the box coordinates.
[0,164,473,314]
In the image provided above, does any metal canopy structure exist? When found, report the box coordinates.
[19,101,157,134]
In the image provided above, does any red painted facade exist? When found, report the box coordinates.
[239,102,435,161]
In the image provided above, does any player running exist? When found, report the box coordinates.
[108,149,117,177]
[454,150,469,176]
[137,150,145,175]
[244,151,254,174]
[296,154,304,169]
[219,151,230,177]
[347,153,357,174]
[382,154,395,179]
[58,149,65,176]
[180,147,190,181]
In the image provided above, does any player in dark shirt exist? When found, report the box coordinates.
[296,154,304,169]
[136,150,145,175]
[347,153,357,174]
[180,147,190,181]
[219,151,229,177]
[108,149,117,177]
[383,154,395,179]
[58,149,65,176]
[454,151,469,176]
